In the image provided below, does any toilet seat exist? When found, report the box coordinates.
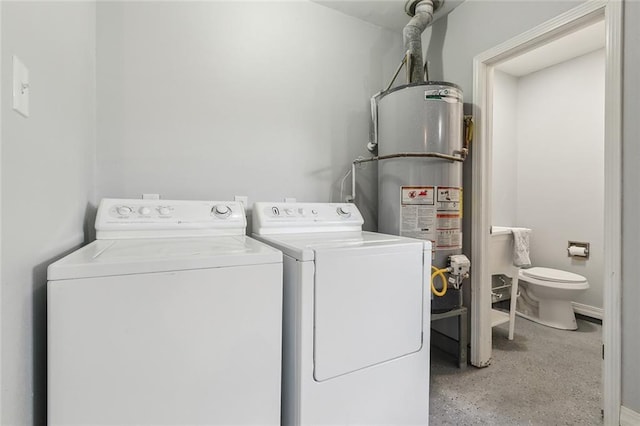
[519,267,589,290]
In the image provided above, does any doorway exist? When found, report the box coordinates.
[471,2,622,425]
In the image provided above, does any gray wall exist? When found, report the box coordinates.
[423,0,639,414]
[622,0,640,414]
[1,2,96,424]
[96,1,403,230]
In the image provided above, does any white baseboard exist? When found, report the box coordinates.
[620,406,640,426]
[572,302,603,320]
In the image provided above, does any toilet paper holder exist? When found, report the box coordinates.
[567,241,590,259]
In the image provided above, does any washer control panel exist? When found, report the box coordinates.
[96,198,247,239]
[252,202,364,235]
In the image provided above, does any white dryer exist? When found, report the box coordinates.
[252,202,431,425]
[47,198,283,425]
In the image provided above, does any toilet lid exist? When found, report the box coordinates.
[521,267,587,283]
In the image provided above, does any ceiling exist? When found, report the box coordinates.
[310,0,464,33]
[496,19,605,77]
[308,1,604,77]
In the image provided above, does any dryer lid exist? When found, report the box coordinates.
[521,267,586,283]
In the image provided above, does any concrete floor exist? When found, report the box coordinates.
[429,316,603,425]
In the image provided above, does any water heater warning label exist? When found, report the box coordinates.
[400,186,436,241]
[400,185,462,250]
[401,187,435,205]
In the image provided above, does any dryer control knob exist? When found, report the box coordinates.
[213,204,232,218]
[116,206,132,216]
[337,206,351,218]
[158,206,171,216]
[139,207,151,215]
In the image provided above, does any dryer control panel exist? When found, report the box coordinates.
[95,198,247,239]
[252,202,364,235]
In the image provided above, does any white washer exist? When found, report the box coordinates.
[252,202,431,425]
[47,198,283,426]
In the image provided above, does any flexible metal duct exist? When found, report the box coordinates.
[403,0,439,83]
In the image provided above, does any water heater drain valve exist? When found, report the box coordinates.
[448,254,471,289]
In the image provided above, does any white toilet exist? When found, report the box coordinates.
[516,267,589,330]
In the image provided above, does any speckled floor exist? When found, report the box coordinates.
[429,316,603,425]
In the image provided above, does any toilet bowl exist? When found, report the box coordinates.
[516,267,589,330]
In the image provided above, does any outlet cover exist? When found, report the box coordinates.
[12,56,29,117]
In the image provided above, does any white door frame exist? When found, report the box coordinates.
[471,1,622,424]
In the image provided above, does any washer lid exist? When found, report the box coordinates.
[521,267,587,283]
[47,236,282,280]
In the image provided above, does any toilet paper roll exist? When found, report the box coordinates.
[568,246,587,257]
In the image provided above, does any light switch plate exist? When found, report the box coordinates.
[12,55,29,117]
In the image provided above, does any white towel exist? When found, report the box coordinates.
[511,227,532,267]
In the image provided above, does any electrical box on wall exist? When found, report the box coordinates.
[12,55,30,117]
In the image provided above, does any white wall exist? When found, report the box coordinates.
[492,50,605,310]
[491,70,518,227]
[1,2,96,424]
[96,1,403,230]
[515,49,604,310]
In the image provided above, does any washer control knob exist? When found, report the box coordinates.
[213,204,232,218]
[284,208,294,216]
[311,209,318,215]
[158,206,171,216]
[116,206,132,216]
[337,206,351,218]
[139,206,151,215]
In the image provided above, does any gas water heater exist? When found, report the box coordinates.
[376,82,468,312]
[351,0,471,312]
[377,82,463,255]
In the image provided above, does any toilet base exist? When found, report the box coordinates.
[515,309,578,330]
[516,288,579,330]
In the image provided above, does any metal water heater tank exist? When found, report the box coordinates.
[377,81,464,272]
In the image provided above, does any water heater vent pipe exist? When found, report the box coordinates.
[403,0,440,83]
